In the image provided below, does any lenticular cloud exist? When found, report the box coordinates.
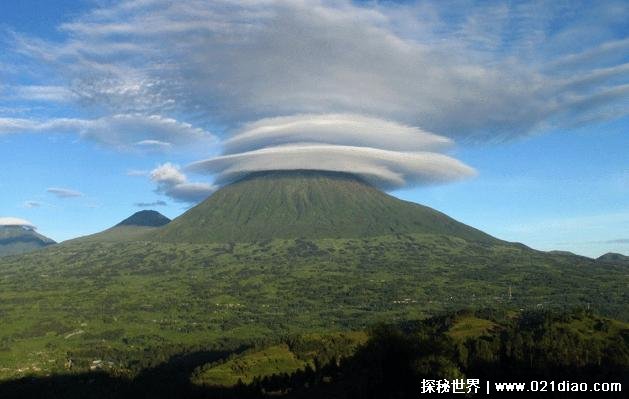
[189,114,476,190]
[223,114,453,154]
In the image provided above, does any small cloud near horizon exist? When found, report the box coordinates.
[23,200,43,208]
[134,200,168,207]
[604,238,629,244]
[47,187,83,198]
[126,169,148,177]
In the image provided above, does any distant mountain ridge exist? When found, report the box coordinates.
[148,170,498,244]
[0,226,55,256]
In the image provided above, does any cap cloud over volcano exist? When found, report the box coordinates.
[191,113,475,189]
[2,0,627,201]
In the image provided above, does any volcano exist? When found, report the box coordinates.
[149,170,496,244]
[0,225,55,256]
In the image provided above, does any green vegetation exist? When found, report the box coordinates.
[148,170,496,243]
[256,310,629,398]
[192,344,309,386]
[68,225,160,243]
[0,310,625,398]
[0,172,626,397]
[598,252,629,265]
[0,232,626,380]
[446,316,497,341]
[192,331,367,388]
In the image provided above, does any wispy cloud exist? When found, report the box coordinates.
[126,169,148,177]
[8,85,78,102]
[0,114,214,151]
[12,0,624,139]
[605,238,629,244]
[134,200,167,207]
[47,187,83,198]
[22,200,43,208]
[2,0,627,190]
[508,211,629,235]
[134,140,172,150]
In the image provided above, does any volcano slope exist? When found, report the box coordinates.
[148,170,495,243]
[0,171,626,380]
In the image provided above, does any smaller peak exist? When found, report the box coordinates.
[116,210,171,227]
[597,252,629,263]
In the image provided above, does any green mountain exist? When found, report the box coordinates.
[0,226,55,257]
[68,210,171,243]
[597,252,629,265]
[149,170,496,243]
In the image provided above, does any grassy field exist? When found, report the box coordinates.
[192,344,309,386]
[446,316,498,341]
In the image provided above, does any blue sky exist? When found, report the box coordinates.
[0,0,627,257]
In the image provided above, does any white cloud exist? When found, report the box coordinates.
[605,238,629,244]
[47,187,84,198]
[134,200,167,207]
[0,217,36,229]
[224,114,453,154]
[3,0,628,192]
[189,144,476,190]
[207,113,473,189]
[126,169,149,176]
[150,163,215,203]
[22,201,43,208]
[0,114,214,151]
[10,85,78,102]
[135,139,172,150]
[13,0,626,140]
[150,163,186,186]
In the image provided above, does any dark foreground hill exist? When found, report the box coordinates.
[0,226,55,256]
[149,170,496,243]
[0,310,626,399]
[68,210,171,243]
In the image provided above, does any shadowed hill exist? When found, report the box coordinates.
[149,170,497,244]
[0,226,55,256]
